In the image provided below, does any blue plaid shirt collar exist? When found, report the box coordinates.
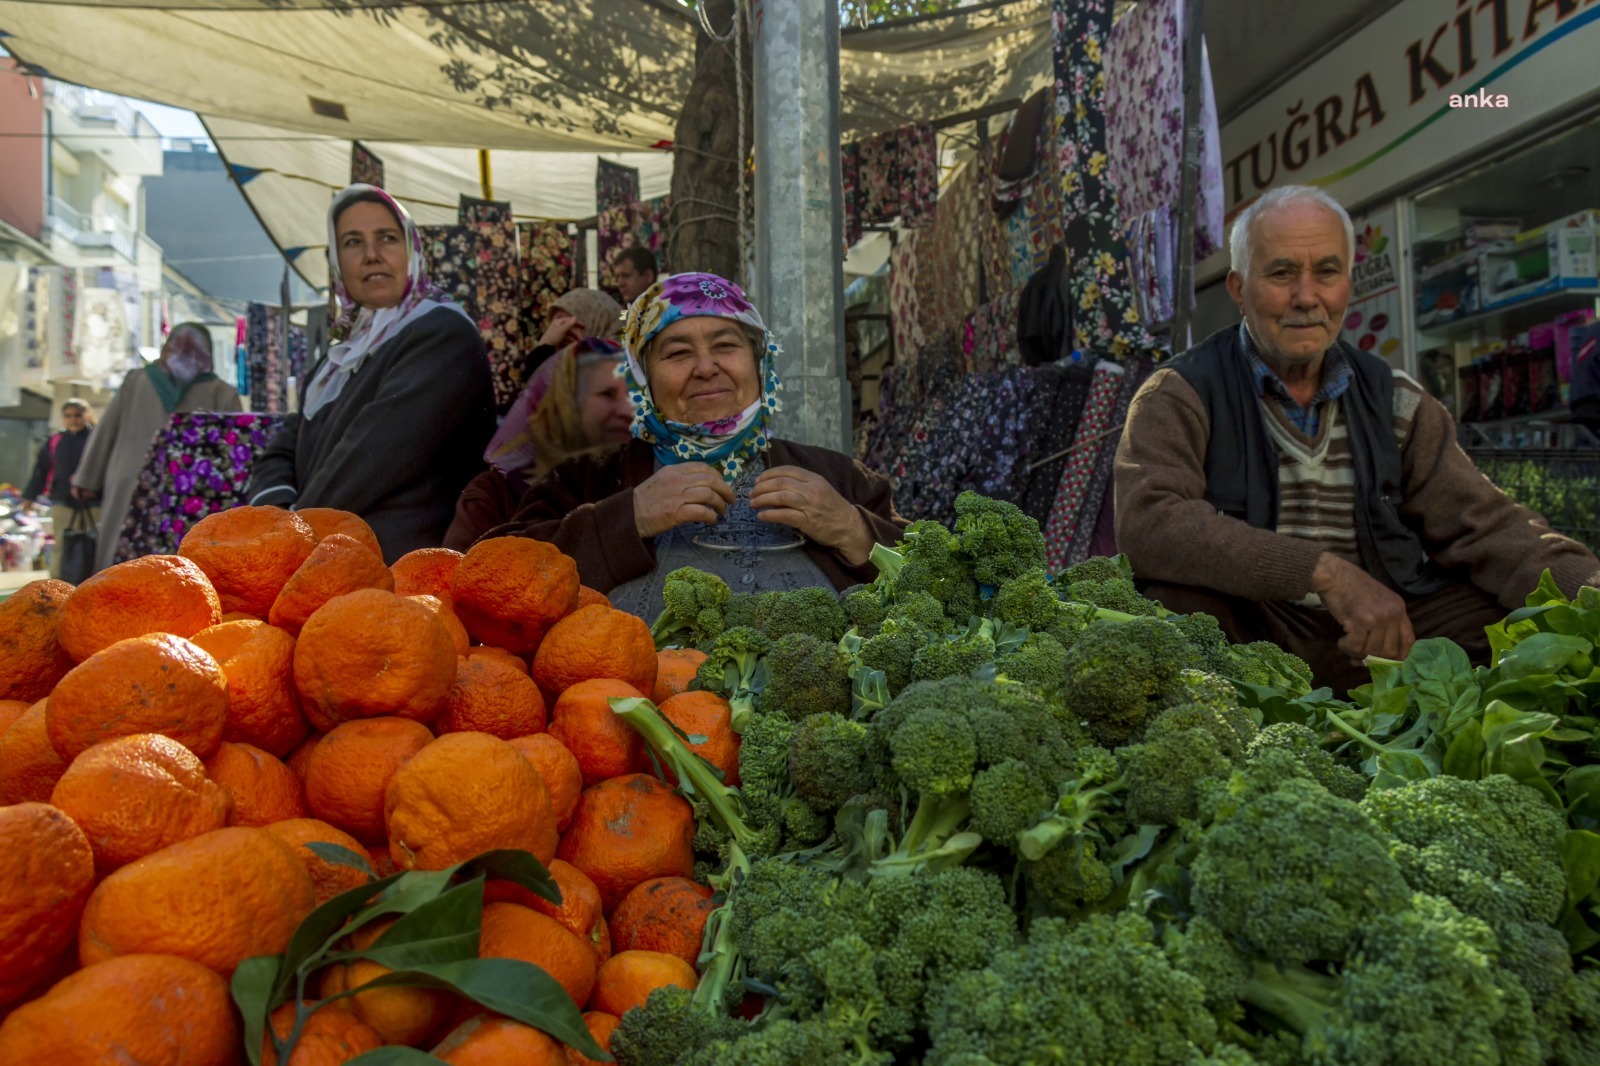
[1240,323,1351,436]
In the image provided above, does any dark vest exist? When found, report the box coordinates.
[1168,325,1447,598]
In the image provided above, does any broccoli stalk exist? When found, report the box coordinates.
[1016,749,1126,862]
[695,627,772,734]
[612,696,770,856]
[868,795,983,878]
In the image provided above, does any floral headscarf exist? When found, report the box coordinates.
[620,272,782,481]
[304,184,466,420]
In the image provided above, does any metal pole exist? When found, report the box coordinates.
[1171,0,1206,353]
[478,149,493,202]
[751,0,849,451]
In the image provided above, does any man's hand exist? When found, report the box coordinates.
[1311,552,1416,665]
[633,463,735,538]
[750,466,874,566]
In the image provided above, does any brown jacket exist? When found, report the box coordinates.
[1114,366,1600,608]
[482,439,910,593]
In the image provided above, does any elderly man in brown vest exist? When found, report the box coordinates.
[1114,184,1600,693]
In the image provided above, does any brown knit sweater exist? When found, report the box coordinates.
[481,438,910,594]
[1114,365,1600,608]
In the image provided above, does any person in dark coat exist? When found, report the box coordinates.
[484,272,908,622]
[21,398,94,514]
[247,184,494,562]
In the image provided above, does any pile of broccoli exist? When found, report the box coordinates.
[612,492,1600,1066]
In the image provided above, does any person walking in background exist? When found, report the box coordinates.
[22,398,95,515]
[246,184,494,562]
[72,324,242,575]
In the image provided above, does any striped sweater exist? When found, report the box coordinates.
[1259,372,1425,605]
[1113,355,1600,610]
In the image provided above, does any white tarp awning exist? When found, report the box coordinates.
[1,0,1051,288]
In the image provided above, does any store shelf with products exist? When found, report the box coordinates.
[1408,116,1600,432]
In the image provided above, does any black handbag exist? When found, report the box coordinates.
[60,506,98,585]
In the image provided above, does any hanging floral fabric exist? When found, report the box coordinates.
[992,88,1051,210]
[420,222,523,411]
[1019,358,1097,526]
[962,289,1022,374]
[1052,0,1154,361]
[509,221,579,412]
[1065,361,1146,565]
[245,302,270,414]
[841,142,863,251]
[458,196,513,224]
[1104,0,1225,331]
[859,129,901,225]
[112,412,288,563]
[596,160,641,293]
[632,196,672,270]
[888,233,926,368]
[899,122,939,229]
[263,309,285,414]
[1043,359,1124,571]
[350,142,384,188]
[912,161,977,344]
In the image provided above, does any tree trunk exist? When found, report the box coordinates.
[670,0,745,283]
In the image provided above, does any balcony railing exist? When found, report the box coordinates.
[48,84,158,144]
[46,196,138,261]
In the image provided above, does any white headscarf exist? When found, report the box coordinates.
[303,184,468,420]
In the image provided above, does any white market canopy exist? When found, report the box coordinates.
[0,0,1053,288]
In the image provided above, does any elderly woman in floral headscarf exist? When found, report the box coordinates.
[247,184,494,562]
[483,271,907,621]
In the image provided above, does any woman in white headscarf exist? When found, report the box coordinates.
[247,184,494,562]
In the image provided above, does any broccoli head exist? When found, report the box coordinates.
[1063,576,1163,617]
[610,984,745,1066]
[840,583,889,637]
[856,622,930,697]
[762,586,850,643]
[1190,761,1408,966]
[994,631,1068,694]
[1255,894,1542,1066]
[1225,640,1315,696]
[1169,612,1232,675]
[759,632,852,722]
[952,492,1047,587]
[788,713,876,813]
[1062,616,1196,746]
[967,757,1053,849]
[1147,690,1255,765]
[910,624,996,684]
[1246,723,1368,802]
[872,522,982,623]
[927,913,1217,1066]
[885,590,953,633]
[1123,724,1235,827]
[1358,773,1569,931]
[651,567,731,650]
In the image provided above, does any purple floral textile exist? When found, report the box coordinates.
[899,123,939,229]
[1065,359,1146,565]
[113,412,288,563]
